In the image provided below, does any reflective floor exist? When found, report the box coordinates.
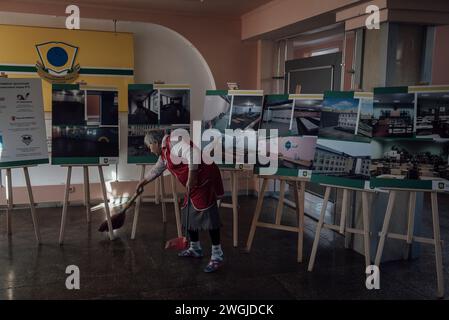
[0,195,448,300]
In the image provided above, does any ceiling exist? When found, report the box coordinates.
[10,0,274,16]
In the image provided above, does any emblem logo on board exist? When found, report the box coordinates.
[21,134,33,146]
[35,41,80,83]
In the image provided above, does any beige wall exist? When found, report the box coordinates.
[241,0,361,40]
[0,1,258,90]
[432,25,449,85]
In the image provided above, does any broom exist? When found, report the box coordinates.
[164,192,190,250]
[98,186,144,232]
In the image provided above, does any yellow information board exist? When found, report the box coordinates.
[0,24,134,111]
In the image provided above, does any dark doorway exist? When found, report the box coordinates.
[285,52,342,94]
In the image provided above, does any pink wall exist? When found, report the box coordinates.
[241,0,360,40]
[432,25,449,85]
[0,1,259,90]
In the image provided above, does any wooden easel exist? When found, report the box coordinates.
[374,188,445,298]
[1,166,41,244]
[218,168,241,247]
[246,175,307,263]
[308,184,375,271]
[59,165,114,244]
[131,165,182,239]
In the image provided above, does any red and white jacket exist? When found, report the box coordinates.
[145,135,224,211]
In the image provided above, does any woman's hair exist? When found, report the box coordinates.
[144,130,165,147]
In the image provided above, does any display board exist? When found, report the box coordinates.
[255,94,323,178]
[51,84,119,165]
[311,91,373,189]
[0,78,48,168]
[127,84,190,164]
[0,25,134,112]
[202,90,263,169]
[371,85,449,191]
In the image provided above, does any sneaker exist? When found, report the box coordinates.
[203,258,223,273]
[178,247,204,258]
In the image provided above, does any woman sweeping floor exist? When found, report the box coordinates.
[136,131,225,273]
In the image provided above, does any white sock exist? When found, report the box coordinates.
[211,244,223,260]
[190,241,201,251]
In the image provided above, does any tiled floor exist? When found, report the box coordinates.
[0,194,448,300]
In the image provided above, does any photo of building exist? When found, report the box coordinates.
[318,97,360,141]
[416,91,449,139]
[259,97,293,136]
[373,92,415,138]
[128,88,158,125]
[370,138,449,181]
[229,95,263,130]
[203,94,232,133]
[358,98,374,138]
[291,99,323,136]
[159,89,190,125]
[313,139,371,179]
[52,89,119,162]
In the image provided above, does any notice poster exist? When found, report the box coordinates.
[0,78,48,168]
[371,86,449,191]
[256,94,322,178]
[127,84,190,164]
[202,90,263,170]
[51,84,119,165]
[311,91,373,189]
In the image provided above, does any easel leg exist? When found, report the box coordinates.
[131,165,145,240]
[404,191,416,260]
[83,166,91,223]
[344,190,354,249]
[374,190,397,266]
[23,167,41,244]
[339,188,349,234]
[98,166,114,241]
[170,174,182,238]
[275,180,286,225]
[59,166,72,245]
[308,186,331,272]
[361,191,371,268]
[160,175,167,223]
[431,192,444,298]
[231,171,239,247]
[293,181,305,263]
[6,168,12,236]
[245,178,269,252]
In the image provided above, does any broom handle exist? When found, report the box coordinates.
[124,186,144,211]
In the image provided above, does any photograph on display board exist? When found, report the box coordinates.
[51,86,119,165]
[203,92,232,133]
[229,94,263,130]
[128,84,159,164]
[314,139,371,180]
[415,90,449,139]
[319,94,370,143]
[257,135,317,178]
[255,94,322,177]
[371,86,449,191]
[259,95,293,137]
[128,87,158,125]
[0,78,49,168]
[311,92,373,188]
[370,138,449,183]
[202,90,263,169]
[372,89,415,138]
[159,88,190,126]
[291,98,323,136]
